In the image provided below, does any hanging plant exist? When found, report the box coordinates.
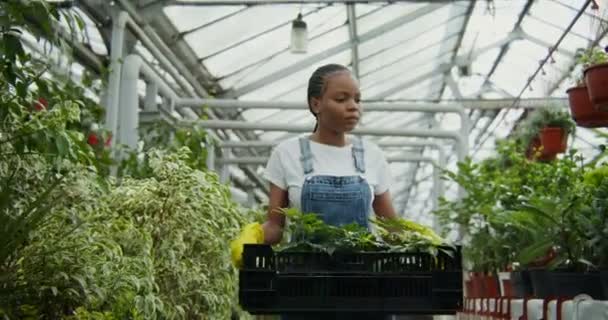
[583,47,608,111]
[513,107,575,160]
[566,47,608,127]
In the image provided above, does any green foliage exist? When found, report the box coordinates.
[118,122,212,178]
[278,208,452,257]
[572,47,608,86]
[578,177,608,268]
[110,148,247,319]
[0,2,254,319]
[434,141,590,272]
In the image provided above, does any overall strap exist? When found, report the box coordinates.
[298,137,314,175]
[352,136,366,173]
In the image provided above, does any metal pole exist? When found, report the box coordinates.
[220,148,232,183]
[181,119,460,140]
[118,54,179,148]
[104,11,129,145]
[217,155,436,165]
[176,98,465,113]
[206,141,216,171]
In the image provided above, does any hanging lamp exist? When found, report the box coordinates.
[290,13,308,54]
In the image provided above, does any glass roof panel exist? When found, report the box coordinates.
[238,50,350,101]
[458,1,526,57]
[356,3,427,35]
[358,5,455,65]
[164,5,245,32]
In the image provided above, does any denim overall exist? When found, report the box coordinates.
[299,136,371,229]
[281,137,385,320]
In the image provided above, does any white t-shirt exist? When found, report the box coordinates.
[263,135,392,212]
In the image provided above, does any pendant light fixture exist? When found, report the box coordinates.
[290,13,308,54]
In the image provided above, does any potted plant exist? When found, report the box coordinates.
[516,107,575,159]
[580,166,608,298]
[567,47,608,127]
[503,163,604,300]
[584,46,608,111]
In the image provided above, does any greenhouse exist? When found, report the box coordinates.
[2,0,608,319]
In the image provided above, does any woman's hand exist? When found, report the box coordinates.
[263,183,288,244]
[373,190,398,220]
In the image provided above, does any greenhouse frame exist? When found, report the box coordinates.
[3,0,608,319]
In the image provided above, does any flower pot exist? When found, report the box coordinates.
[551,271,604,299]
[469,272,484,298]
[483,273,500,298]
[511,270,533,298]
[539,127,567,155]
[530,269,605,299]
[465,279,474,298]
[584,63,608,111]
[567,86,608,127]
[529,269,554,298]
[526,137,557,161]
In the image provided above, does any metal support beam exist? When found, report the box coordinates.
[224,3,446,97]
[181,119,461,140]
[217,155,437,165]
[115,1,275,195]
[103,10,128,143]
[166,0,458,5]
[177,98,469,112]
[346,3,360,79]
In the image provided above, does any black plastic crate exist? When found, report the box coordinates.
[239,244,463,314]
[270,250,461,274]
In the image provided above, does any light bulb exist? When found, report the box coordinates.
[290,13,308,54]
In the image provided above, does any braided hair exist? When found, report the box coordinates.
[307,64,351,132]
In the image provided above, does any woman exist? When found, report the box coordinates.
[232,63,398,319]
[262,63,397,244]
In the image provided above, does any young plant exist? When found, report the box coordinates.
[573,47,608,86]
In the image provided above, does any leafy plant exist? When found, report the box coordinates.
[575,47,608,85]
[109,148,249,319]
[434,141,587,272]
[118,121,212,178]
[277,208,451,256]
[579,166,608,269]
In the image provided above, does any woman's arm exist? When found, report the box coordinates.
[373,190,398,219]
[262,183,288,244]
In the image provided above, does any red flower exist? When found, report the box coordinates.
[87,133,99,146]
[33,98,48,111]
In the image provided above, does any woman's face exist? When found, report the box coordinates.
[311,71,361,133]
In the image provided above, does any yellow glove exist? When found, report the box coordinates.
[230,222,265,268]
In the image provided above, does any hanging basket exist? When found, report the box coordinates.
[567,86,608,127]
[539,127,567,155]
[584,63,608,111]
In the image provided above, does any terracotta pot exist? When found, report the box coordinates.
[567,86,608,127]
[526,137,557,162]
[483,274,500,298]
[469,272,484,298]
[539,127,567,154]
[584,63,608,111]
